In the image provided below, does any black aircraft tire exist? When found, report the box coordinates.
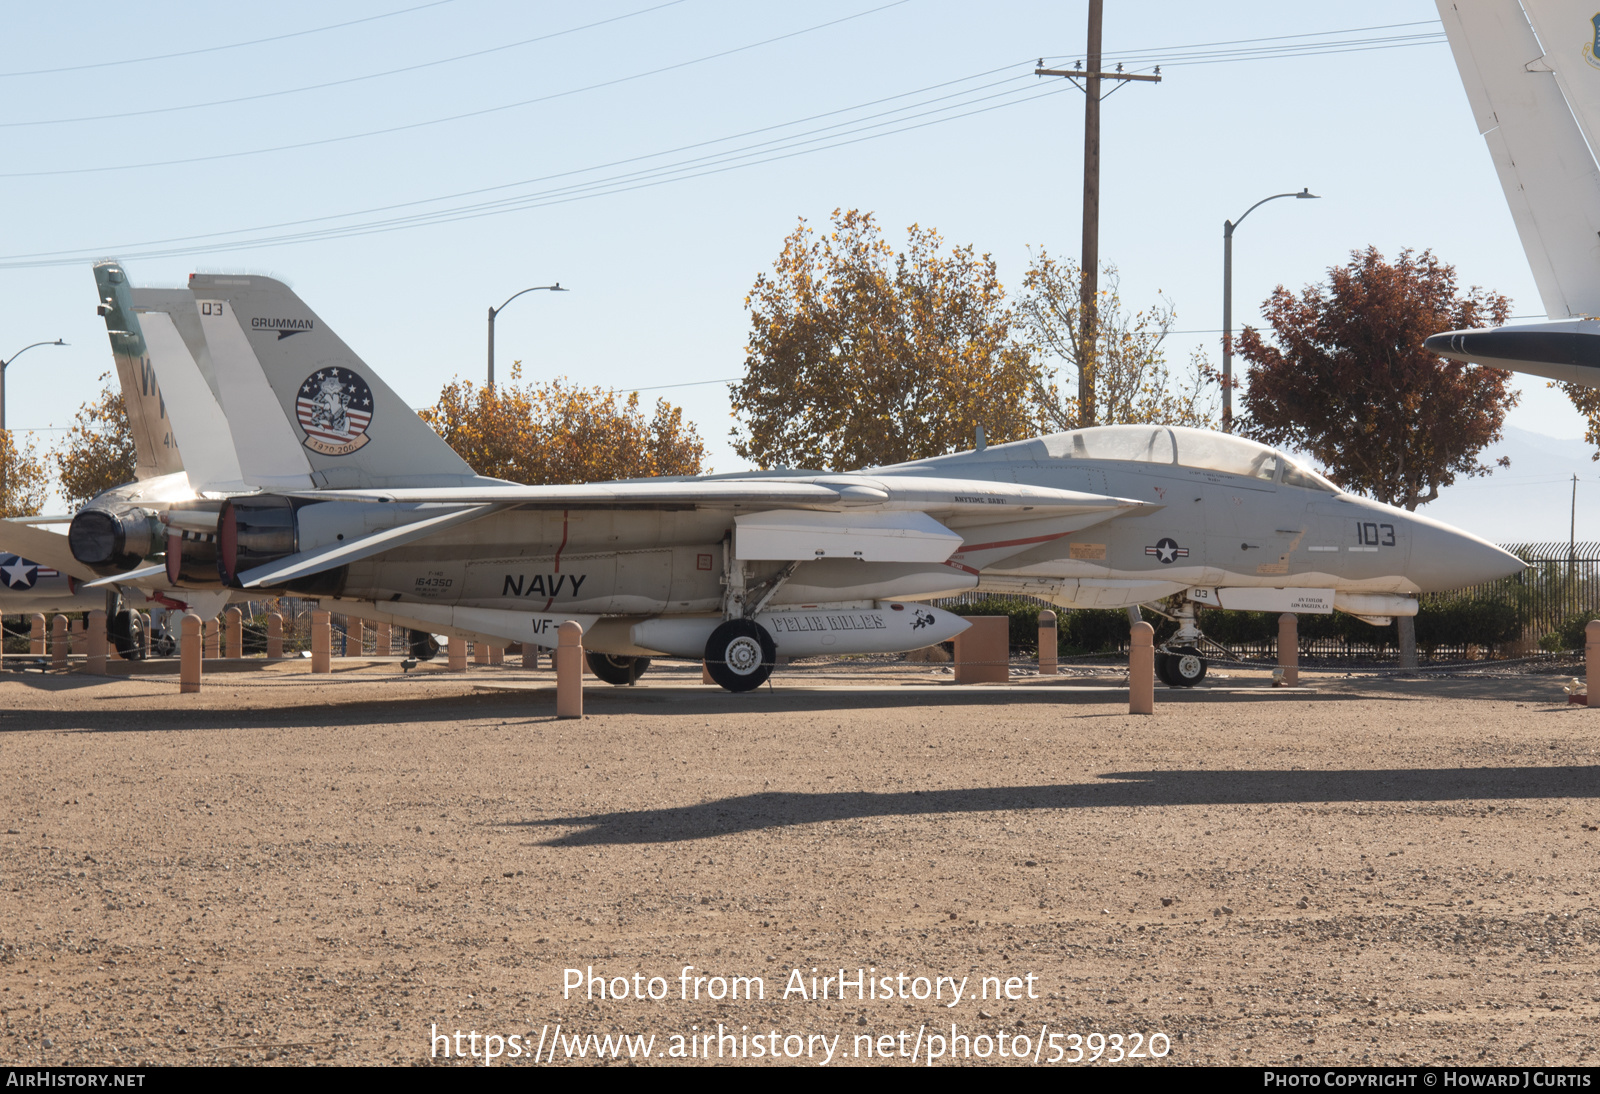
[1167,646,1207,687]
[407,629,440,661]
[704,619,777,693]
[109,610,146,661]
[585,651,651,686]
[1153,651,1176,687]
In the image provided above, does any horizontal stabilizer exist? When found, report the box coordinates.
[236,503,498,588]
[84,562,168,589]
[0,521,99,582]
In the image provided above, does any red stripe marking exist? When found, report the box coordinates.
[541,510,569,612]
[954,530,1076,554]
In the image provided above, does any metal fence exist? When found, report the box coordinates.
[1435,542,1600,639]
[937,542,1600,663]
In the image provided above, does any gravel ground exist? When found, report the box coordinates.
[0,659,1595,1067]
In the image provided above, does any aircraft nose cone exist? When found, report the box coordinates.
[1424,331,1464,357]
[1407,512,1524,591]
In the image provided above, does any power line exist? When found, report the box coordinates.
[0,69,1057,264]
[0,82,1069,264]
[7,15,1443,178]
[0,0,691,128]
[0,17,1467,267]
[0,0,460,78]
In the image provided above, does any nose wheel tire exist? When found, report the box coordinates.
[407,629,440,661]
[704,619,777,693]
[585,651,652,686]
[1156,646,1207,687]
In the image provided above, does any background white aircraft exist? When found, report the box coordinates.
[1429,0,1600,381]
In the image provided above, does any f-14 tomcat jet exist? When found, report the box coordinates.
[1427,0,1600,380]
[69,272,1523,690]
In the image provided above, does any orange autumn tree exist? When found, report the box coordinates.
[733,208,1039,471]
[421,362,707,484]
[0,429,49,517]
[54,372,137,508]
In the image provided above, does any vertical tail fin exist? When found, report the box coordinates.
[128,288,251,493]
[92,261,184,479]
[189,274,477,489]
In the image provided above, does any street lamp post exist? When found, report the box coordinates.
[1,339,67,432]
[0,338,67,503]
[1222,188,1318,432]
[487,284,567,388]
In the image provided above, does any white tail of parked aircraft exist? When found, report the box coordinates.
[1429,0,1600,380]
[188,274,483,490]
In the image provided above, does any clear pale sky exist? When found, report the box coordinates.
[2,1,1593,539]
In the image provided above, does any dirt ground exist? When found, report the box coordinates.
[0,656,1595,1067]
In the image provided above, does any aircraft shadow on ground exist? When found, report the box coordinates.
[515,766,1600,846]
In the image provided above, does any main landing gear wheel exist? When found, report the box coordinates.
[704,619,776,693]
[108,610,146,661]
[1156,645,1207,687]
[407,629,440,661]
[586,651,651,686]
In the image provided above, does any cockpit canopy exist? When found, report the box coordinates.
[1038,425,1340,492]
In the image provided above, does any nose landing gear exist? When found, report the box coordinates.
[1152,598,1212,688]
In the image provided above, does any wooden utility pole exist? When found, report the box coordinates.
[1036,0,1159,427]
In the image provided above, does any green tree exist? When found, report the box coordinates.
[53,373,136,508]
[732,208,1040,471]
[1017,250,1217,431]
[421,362,707,484]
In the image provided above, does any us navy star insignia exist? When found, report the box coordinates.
[1144,538,1189,564]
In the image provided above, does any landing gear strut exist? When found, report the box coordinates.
[701,535,791,692]
[1153,598,1208,688]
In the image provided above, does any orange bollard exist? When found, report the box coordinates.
[1129,621,1154,714]
[473,639,489,665]
[1038,609,1058,676]
[51,615,68,672]
[267,613,283,659]
[375,622,392,657]
[225,607,242,658]
[488,643,503,666]
[447,636,467,673]
[702,660,714,685]
[1586,620,1600,707]
[523,643,540,670]
[1278,613,1299,687]
[347,617,364,657]
[30,613,45,656]
[953,616,1009,684]
[312,610,331,674]
[180,614,202,694]
[70,617,85,655]
[86,610,107,675]
[557,621,583,718]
